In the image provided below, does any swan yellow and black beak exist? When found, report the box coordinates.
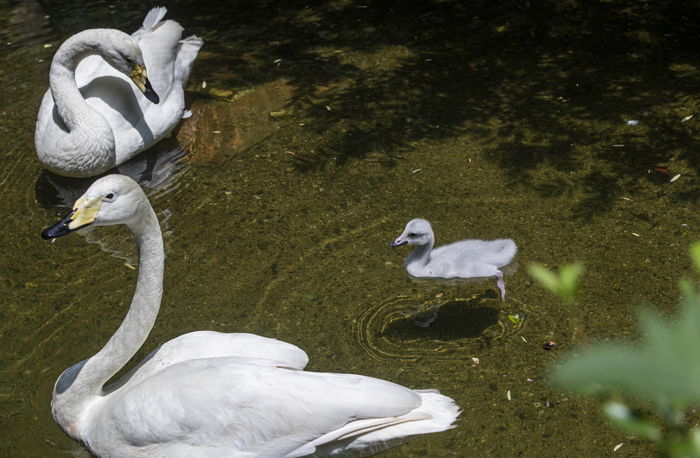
[130,64,159,104]
[41,196,103,239]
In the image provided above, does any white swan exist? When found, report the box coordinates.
[390,219,517,300]
[35,7,203,177]
[41,175,460,457]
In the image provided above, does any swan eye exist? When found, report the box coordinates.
[104,192,115,202]
[408,232,417,238]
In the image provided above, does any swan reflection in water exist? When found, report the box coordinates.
[35,140,187,210]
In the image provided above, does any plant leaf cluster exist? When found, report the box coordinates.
[535,242,700,457]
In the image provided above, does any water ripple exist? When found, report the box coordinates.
[354,292,533,364]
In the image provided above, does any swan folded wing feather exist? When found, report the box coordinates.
[78,68,148,125]
[129,7,168,43]
[141,7,168,33]
[105,359,422,455]
[305,389,459,457]
[74,55,115,88]
[135,19,183,99]
[174,35,204,87]
[73,54,154,157]
[70,17,183,140]
[107,331,309,390]
[71,26,184,164]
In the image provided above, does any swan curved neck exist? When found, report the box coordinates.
[49,29,112,133]
[41,29,121,177]
[55,203,164,417]
[408,237,434,266]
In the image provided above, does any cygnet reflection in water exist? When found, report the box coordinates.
[390,219,517,301]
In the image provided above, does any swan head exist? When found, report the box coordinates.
[98,30,159,104]
[41,175,146,239]
[390,218,434,247]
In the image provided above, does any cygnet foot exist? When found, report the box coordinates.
[496,270,506,301]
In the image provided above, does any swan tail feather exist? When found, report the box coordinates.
[304,390,460,457]
[174,35,204,87]
[143,6,168,31]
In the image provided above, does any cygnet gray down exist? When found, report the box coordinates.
[390,218,517,300]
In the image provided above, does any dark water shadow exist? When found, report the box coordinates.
[379,299,499,341]
[37,0,700,216]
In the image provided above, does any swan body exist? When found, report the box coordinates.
[41,176,460,457]
[391,218,517,300]
[36,7,203,177]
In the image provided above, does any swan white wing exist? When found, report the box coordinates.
[106,331,309,391]
[73,56,154,158]
[98,359,424,457]
[131,6,168,39]
[299,389,459,457]
[74,55,151,119]
[174,35,204,89]
[69,10,186,157]
[135,19,182,99]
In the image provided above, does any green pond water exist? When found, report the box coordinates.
[1,0,699,456]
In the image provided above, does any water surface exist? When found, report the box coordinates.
[1,0,698,456]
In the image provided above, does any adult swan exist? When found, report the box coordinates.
[35,8,202,177]
[41,175,460,457]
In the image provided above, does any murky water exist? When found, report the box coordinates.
[1,0,699,456]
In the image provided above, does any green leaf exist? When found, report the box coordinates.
[508,314,523,325]
[560,263,584,288]
[527,263,560,291]
[603,402,661,442]
[549,243,700,455]
[687,428,700,456]
[527,262,583,304]
[690,241,700,274]
[552,285,700,407]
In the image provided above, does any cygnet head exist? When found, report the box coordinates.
[390,218,434,247]
[91,30,159,104]
[42,175,147,239]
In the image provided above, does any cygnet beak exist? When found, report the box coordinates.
[390,238,408,247]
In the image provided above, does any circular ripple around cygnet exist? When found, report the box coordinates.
[354,292,529,364]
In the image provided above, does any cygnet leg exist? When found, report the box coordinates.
[414,307,439,328]
[495,270,506,301]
